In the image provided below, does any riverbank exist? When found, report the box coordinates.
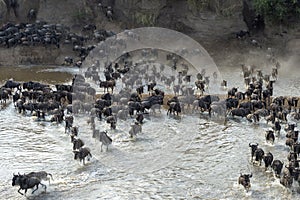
[0,0,299,69]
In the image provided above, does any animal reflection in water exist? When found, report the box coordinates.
[12,173,47,195]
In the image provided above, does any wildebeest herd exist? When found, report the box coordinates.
[1,46,300,196]
[0,21,115,66]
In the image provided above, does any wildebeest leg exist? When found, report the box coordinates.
[101,144,103,152]
[32,184,39,194]
[18,188,24,195]
[41,183,47,191]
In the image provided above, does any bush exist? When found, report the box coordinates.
[187,0,209,11]
[253,0,300,24]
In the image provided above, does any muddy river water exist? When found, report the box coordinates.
[0,63,300,200]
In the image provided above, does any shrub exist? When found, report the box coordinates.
[253,0,300,24]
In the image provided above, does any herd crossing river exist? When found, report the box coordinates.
[0,61,300,199]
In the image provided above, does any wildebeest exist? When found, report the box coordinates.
[195,80,205,95]
[280,167,294,188]
[99,131,112,152]
[129,122,142,138]
[273,120,281,136]
[70,126,79,142]
[136,113,144,124]
[167,101,181,116]
[228,87,238,98]
[106,115,117,129]
[265,130,275,144]
[287,151,298,162]
[25,171,54,184]
[293,142,300,156]
[271,160,284,177]
[73,138,84,150]
[238,173,252,192]
[65,115,74,133]
[246,113,259,123]
[229,108,251,118]
[286,138,295,150]
[99,79,116,93]
[254,148,264,166]
[73,147,92,165]
[263,152,274,171]
[3,79,21,90]
[249,143,259,162]
[12,173,47,195]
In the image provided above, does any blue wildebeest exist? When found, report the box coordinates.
[238,173,252,192]
[263,152,273,171]
[249,142,258,162]
[129,122,142,138]
[25,171,54,184]
[271,160,284,177]
[265,130,275,144]
[12,173,47,195]
[99,131,112,152]
[254,148,265,166]
[73,147,92,165]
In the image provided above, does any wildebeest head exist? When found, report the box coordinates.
[73,138,84,150]
[249,143,258,159]
[12,173,25,186]
[238,173,252,191]
[12,174,19,186]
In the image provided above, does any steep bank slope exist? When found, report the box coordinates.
[0,0,299,68]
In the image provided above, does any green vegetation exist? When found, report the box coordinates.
[253,0,300,24]
[187,0,209,11]
[134,12,156,26]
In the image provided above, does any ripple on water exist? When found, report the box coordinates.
[2,66,300,199]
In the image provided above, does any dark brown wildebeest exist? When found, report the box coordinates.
[99,79,116,93]
[12,173,47,195]
[73,147,92,165]
[263,152,273,171]
[25,171,54,184]
[238,173,252,192]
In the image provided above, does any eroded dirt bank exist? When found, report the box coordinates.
[0,0,299,68]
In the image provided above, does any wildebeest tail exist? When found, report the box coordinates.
[48,173,54,181]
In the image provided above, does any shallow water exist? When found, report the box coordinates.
[0,65,300,200]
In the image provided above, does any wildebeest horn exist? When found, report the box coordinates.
[249,142,258,147]
[18,172,20,175]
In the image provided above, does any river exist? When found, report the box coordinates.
[0,63,300,200]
